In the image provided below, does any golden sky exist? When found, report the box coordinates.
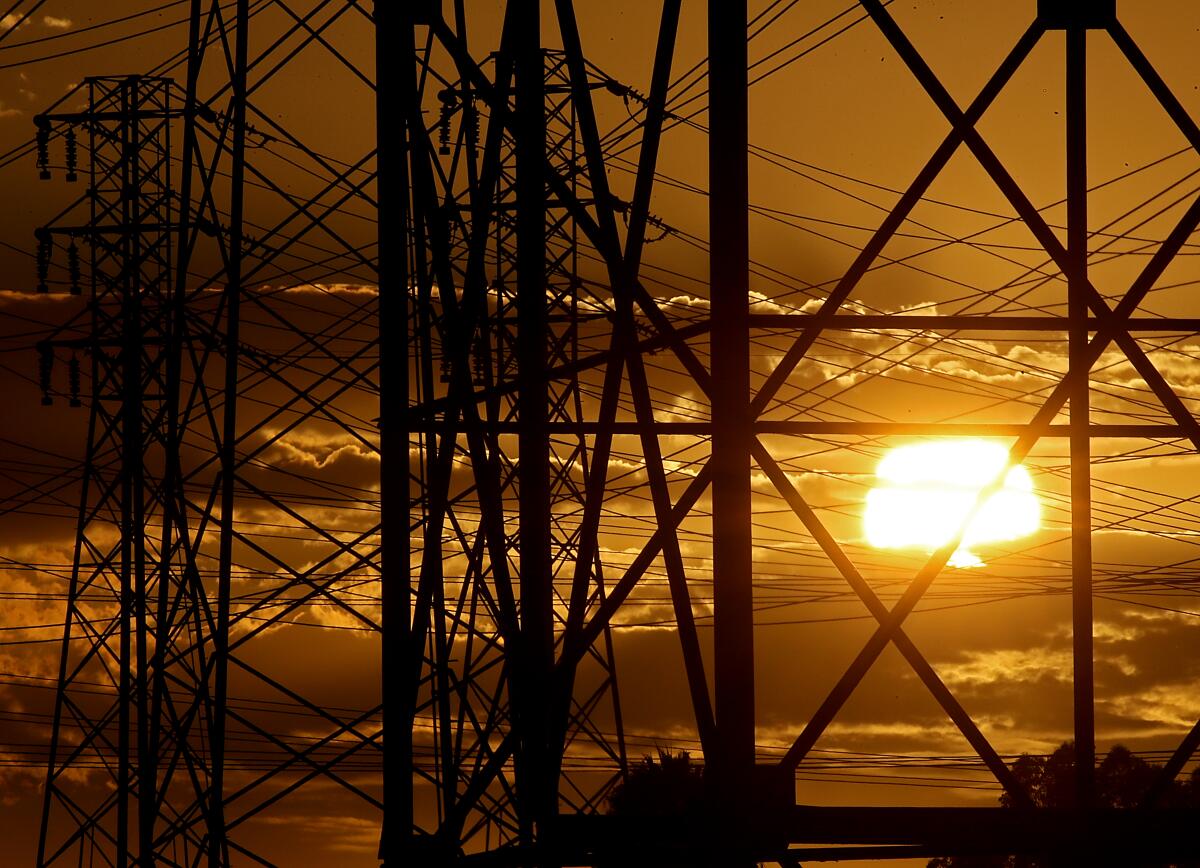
[4,2,1200,866]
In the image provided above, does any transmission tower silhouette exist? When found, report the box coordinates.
[33,1,380,864]
[23,0,1200,866]
[394,0,1200,864]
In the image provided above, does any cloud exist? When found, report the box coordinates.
[277,282,376,297]
[0,288,82,304]
[264,430,377,472]
[938,646,1072,688]
[254,428,380,493]
[1106,681,1200,731]
[42,16,71,29]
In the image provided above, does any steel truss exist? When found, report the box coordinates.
[397,0,1200,865]
[35,1,381,865]
[389,14,633,857]
[24,0,1200,865]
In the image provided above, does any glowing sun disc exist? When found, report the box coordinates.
[863,440,1039,567]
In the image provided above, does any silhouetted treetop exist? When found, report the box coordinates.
[606,748,706,818]
[929,742,1200,868]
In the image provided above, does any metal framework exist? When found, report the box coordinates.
[34,1,381,865]
[35,76,199,865]
[23,0,1200,865]
[396,0,1200,865]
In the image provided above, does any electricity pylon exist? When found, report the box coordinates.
[29,1,1200,866]
[394,1,1200,865]
[36,2,382,865]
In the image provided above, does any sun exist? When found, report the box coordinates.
[863,439,1039,567]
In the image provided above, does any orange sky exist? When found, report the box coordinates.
[4,3,1200,866]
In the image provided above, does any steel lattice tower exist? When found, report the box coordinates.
[394,1,1200,865]
[35,1,382,865]
[394,0,762,859]
[389,39,634,860]
[25,0,1200,866]
[35,76,202,864]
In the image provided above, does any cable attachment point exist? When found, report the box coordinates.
[604,79,630,99]
[464,96,479,156]
[35,117,50,181]
[438,88,456,155]
[644,212,675,243]
[35,229,50,293]
[64,127,78,182]
[472,332,488,385]
[67,238,81,295]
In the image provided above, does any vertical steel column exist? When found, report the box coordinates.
[210,2,249,865]
[377,0,413,863]
[149,77,179,868]
[514,0,553,845]
[126,77,154,865]
[1066,23,1095,810]
[117,78,137,868]
[709,0,755,853]
[171,15,205,858]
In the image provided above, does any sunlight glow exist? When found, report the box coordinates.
[863,440,1039,568]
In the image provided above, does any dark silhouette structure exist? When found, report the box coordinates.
[928,743,1200,867]
[607,750,706,820]
[23,0,1200,865]
[33,3,380,865]
[396,0,1200,864]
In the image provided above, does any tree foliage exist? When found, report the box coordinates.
[928,742,1200,868]
[606,748,706,818]
[604,743,1200,867]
